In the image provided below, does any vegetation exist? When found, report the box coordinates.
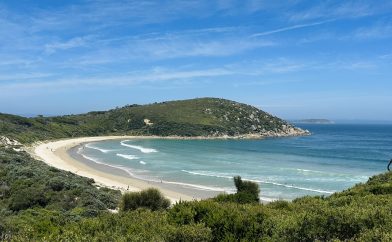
[119,188,171,212]
[0,98,304,143]
[0,147,121,240]
[1,145,391,241]
[214,176,260,204]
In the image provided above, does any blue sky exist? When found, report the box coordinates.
[0,0,391,121]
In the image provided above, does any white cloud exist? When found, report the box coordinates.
[352,23,392,39]
[287,1,389,22]
[44,36,91,54]
[0,67,234,91]
[0,72,53,82]
[251,20,335,37]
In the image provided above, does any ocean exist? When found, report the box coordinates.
[77,124,392,201]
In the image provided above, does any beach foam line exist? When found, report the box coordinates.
[294,168,349,176]
[296,168,324,173]
[182,170,334,194]
[116,153,140,160]
[78,151,224,192]
[85,143,113,153]
[120,140,158,153]
[79,154,137,177]
[139,161,146,165]
[162,180,228,192]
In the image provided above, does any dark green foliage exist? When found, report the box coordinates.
[119,188,171,212]
[214,176,260,204]
[46,177,65,191]
[0,98,298,143]
[9,209,212,242]
[0,147,121,238]
[234,176,260,202]
[9,187,48,211]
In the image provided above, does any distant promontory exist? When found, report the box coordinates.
[293,119,334,124]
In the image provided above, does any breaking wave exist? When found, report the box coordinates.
[182,170,334,194]
[120,140,158,153]
[85,143,113,153]
[116,153,139,160]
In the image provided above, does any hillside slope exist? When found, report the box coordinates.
[0,98,308,143]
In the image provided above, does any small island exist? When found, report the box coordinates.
[293,119,335,124]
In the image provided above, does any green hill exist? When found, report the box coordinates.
[0,97,308,143]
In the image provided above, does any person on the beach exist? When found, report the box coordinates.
[388,159,392,171]
[127,185,129,191]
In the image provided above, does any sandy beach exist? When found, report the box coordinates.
[30,136,221,203]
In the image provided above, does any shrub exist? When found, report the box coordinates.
[47,177,65,191]
[9,188,48,211]
[119,192,141,212]
[119,188,170,212]
[214,176,260,204]
[234,176,260,202]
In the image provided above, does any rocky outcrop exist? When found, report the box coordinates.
[0,136,21,147]
[0,136,23,151]
[199,99,310,138]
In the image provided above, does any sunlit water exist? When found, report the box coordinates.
[77,124,392,201]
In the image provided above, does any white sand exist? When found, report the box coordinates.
[30,136,195,202]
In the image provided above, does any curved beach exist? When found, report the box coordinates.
[30,136,218,202]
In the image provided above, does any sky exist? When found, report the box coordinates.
[0,0,391,121]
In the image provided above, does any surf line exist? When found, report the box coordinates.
[120,140,158,153]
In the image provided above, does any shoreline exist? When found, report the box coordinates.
[27,134,307,203]
[30,136,225,203]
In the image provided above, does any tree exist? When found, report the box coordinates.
[233,176,260,202]
[214,176,261,204]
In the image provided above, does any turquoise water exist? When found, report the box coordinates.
[78,124,392,201]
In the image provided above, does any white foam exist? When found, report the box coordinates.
[85,143,113,153]
[80,154,137,177]
[155,180,228,192]
[75,152,234,193]
[295,168,341,176]
[182,170,232,179]
[139,161,147,165]
[80,154,102,164]
[182,170,334,194]
[76,153,219,192]
[116,153,139,160]
[120,140,158,153]
[259,196,279,202]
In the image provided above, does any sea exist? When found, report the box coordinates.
[77,124,392,201]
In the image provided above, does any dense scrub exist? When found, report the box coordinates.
[119,188,170,212]
[1,145,391,241]
[0,98,303,143]
[0,147,121,240]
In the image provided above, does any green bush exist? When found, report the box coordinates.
[46,177,65,191]
[234,176,260,202]
[119,188,171,212]
[214,176,260,204]
[9,187,48,211]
